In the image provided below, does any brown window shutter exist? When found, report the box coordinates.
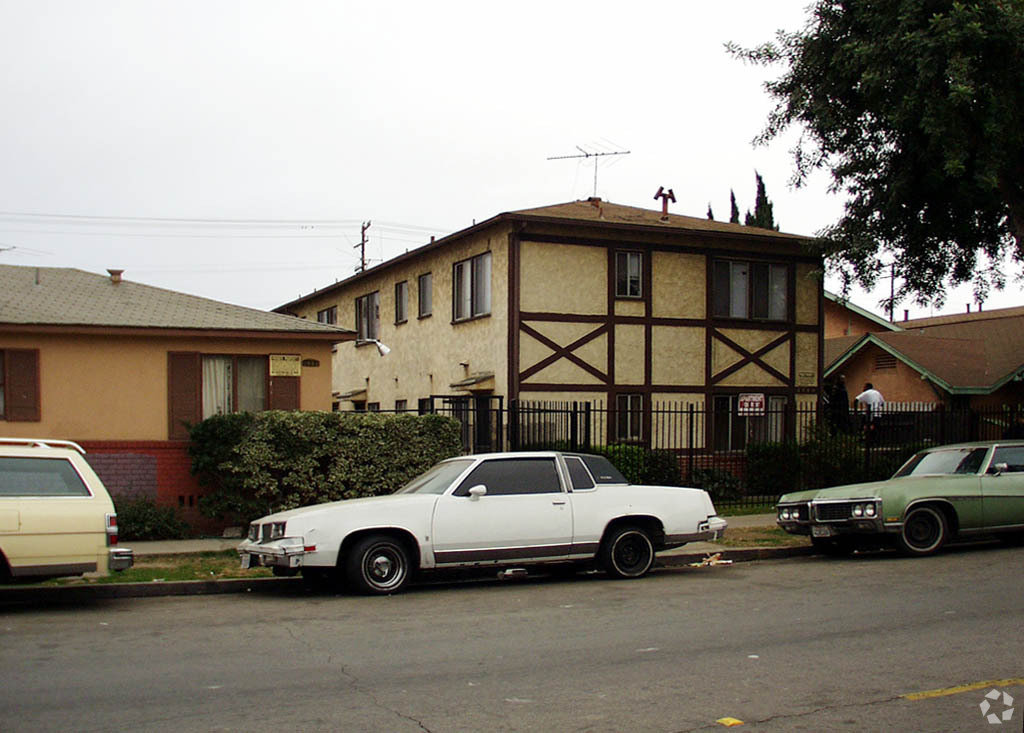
[167,352,200,440]
[5,349,40,422]
[269,376,300,411]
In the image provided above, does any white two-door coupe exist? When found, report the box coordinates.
[238,451,727,594]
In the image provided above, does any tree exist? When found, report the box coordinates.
[743,171,779,230]
[729,190,740,224]
[729,0,1024,308]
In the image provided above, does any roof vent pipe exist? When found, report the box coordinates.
[108,269,124,284]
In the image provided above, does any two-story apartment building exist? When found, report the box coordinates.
[277,198,823,451]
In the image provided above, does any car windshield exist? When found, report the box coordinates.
[893,447,989,478]
[395,459,474,495]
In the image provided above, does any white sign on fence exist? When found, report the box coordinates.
[737,393,766,416]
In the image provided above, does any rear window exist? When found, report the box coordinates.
[893,447,988,478]
[0,457,92,497]
[577,455,628,484]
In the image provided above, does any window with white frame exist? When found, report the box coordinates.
[355,291,380,341]
[712,394,787,451]
[453,252,491,321]
[201,355,267,419]
[712,260,788,320]
[615,251,642,298]
[616,393,643,441]
[418,272,432,318]
[395,281,408,324]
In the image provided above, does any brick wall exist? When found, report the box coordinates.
[79,440,221,536]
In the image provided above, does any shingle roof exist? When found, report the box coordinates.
[0,265,354,336]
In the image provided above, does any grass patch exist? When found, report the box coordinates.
[44,551,273,585]
[718,503,776,517]
[711,526,810,548]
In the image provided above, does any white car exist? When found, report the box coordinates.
[238,451,727,594]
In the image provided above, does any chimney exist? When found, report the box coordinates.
[966,303,971,313]
[107,269,124,284]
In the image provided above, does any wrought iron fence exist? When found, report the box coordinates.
[384,399,1024,511]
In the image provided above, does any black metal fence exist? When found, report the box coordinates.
[395,398,1024,510]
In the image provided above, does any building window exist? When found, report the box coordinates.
[367,402,380,412]
[712,394,787,451]
[316,306,337,325]
[355,291,380,341]
[453,252,491,321]
[616,393,643,441]
[418,272,432,318]
[201,355,267,418]
[712,260,788,320]
[615,251,642,298]
[418,397,432,415]
[395,281,408,324]
[395,399,408,412]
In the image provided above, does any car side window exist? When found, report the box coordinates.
[0,457,92,497]
[454,458,562,496]
[564,456,595,490]
[990,446,1024,473]
[955,448,989,474]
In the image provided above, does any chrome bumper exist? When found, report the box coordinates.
[665,516,728,548]
[237,537,307,569]
[108,547,134,572]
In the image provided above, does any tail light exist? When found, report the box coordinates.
[105,513,119,546]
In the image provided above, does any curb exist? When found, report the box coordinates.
[0,545,814,605]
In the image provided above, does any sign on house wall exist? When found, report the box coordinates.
[738,393,766,416]
[269,354,301,377]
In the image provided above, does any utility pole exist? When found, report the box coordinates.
[547,146,630,198]
[354,221,371,273]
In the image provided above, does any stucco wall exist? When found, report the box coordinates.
[520,241,605,314]
[290,226,512,408]
[0,331,336,440]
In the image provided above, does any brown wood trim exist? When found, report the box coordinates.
[710,330,792,385]
[518,322,608,384]
[519,383,617,393]
[519,383,709,394]
[508,229,521,401]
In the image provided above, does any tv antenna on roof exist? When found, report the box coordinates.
[547,145,631,197]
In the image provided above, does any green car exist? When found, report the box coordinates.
[777,441,1024,556]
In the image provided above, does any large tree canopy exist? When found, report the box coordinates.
[730,0,1024,307]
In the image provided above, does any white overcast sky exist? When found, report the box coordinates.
[1,0,1019,319]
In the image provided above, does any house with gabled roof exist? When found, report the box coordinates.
[825,300,1024,409]
[1,265,353,530]
[276,197,824,453]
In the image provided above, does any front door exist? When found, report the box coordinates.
[431,456,572,565]
[982,445,1024,528]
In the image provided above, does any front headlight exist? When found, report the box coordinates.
[271,521,287,539]
[852,505,864,517]
[248,523,259,542]
[779,508,790,520]
[865,504,877,517]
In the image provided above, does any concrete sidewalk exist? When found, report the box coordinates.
[125,513,780,556]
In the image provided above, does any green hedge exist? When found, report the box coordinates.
[115,494,191,541]
[189,411,464,526]
[594,444,681,486]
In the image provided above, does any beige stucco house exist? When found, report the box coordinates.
[276,198,824,452]
[1,265,353,530]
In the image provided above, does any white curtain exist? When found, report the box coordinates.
[202,356,232,418]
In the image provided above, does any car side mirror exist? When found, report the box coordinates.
[991,462,1009,476]
[467,484,487,500]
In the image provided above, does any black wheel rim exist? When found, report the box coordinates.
[905,511,940,550]
[362,543,406,590]
[613,531,652,575]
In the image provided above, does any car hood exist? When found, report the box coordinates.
[254,493,435,523]
[778,480,892,503]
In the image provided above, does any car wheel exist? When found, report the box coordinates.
[811,537,857,557]
[601,526,655,579]
[346,535,411,595]
[898,505,948,556]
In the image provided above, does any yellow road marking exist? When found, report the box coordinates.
[902,678,1024,701]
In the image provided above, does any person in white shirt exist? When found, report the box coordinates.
[855,383,885,409]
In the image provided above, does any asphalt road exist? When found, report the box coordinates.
[2,545,1022,732]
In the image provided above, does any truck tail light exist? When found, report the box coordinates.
[106,513,119,546]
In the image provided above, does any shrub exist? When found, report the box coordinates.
[746,441,802,497]
[190,410,464,527]
[690,467,743,503]
[115,494,190,541]
[641,449,681,486]
[594,444,647,485]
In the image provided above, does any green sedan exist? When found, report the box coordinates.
[777,441,1024,556]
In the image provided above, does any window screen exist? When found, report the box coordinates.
[455,458,562,496]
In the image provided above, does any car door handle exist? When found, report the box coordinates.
[552,500,566,506]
